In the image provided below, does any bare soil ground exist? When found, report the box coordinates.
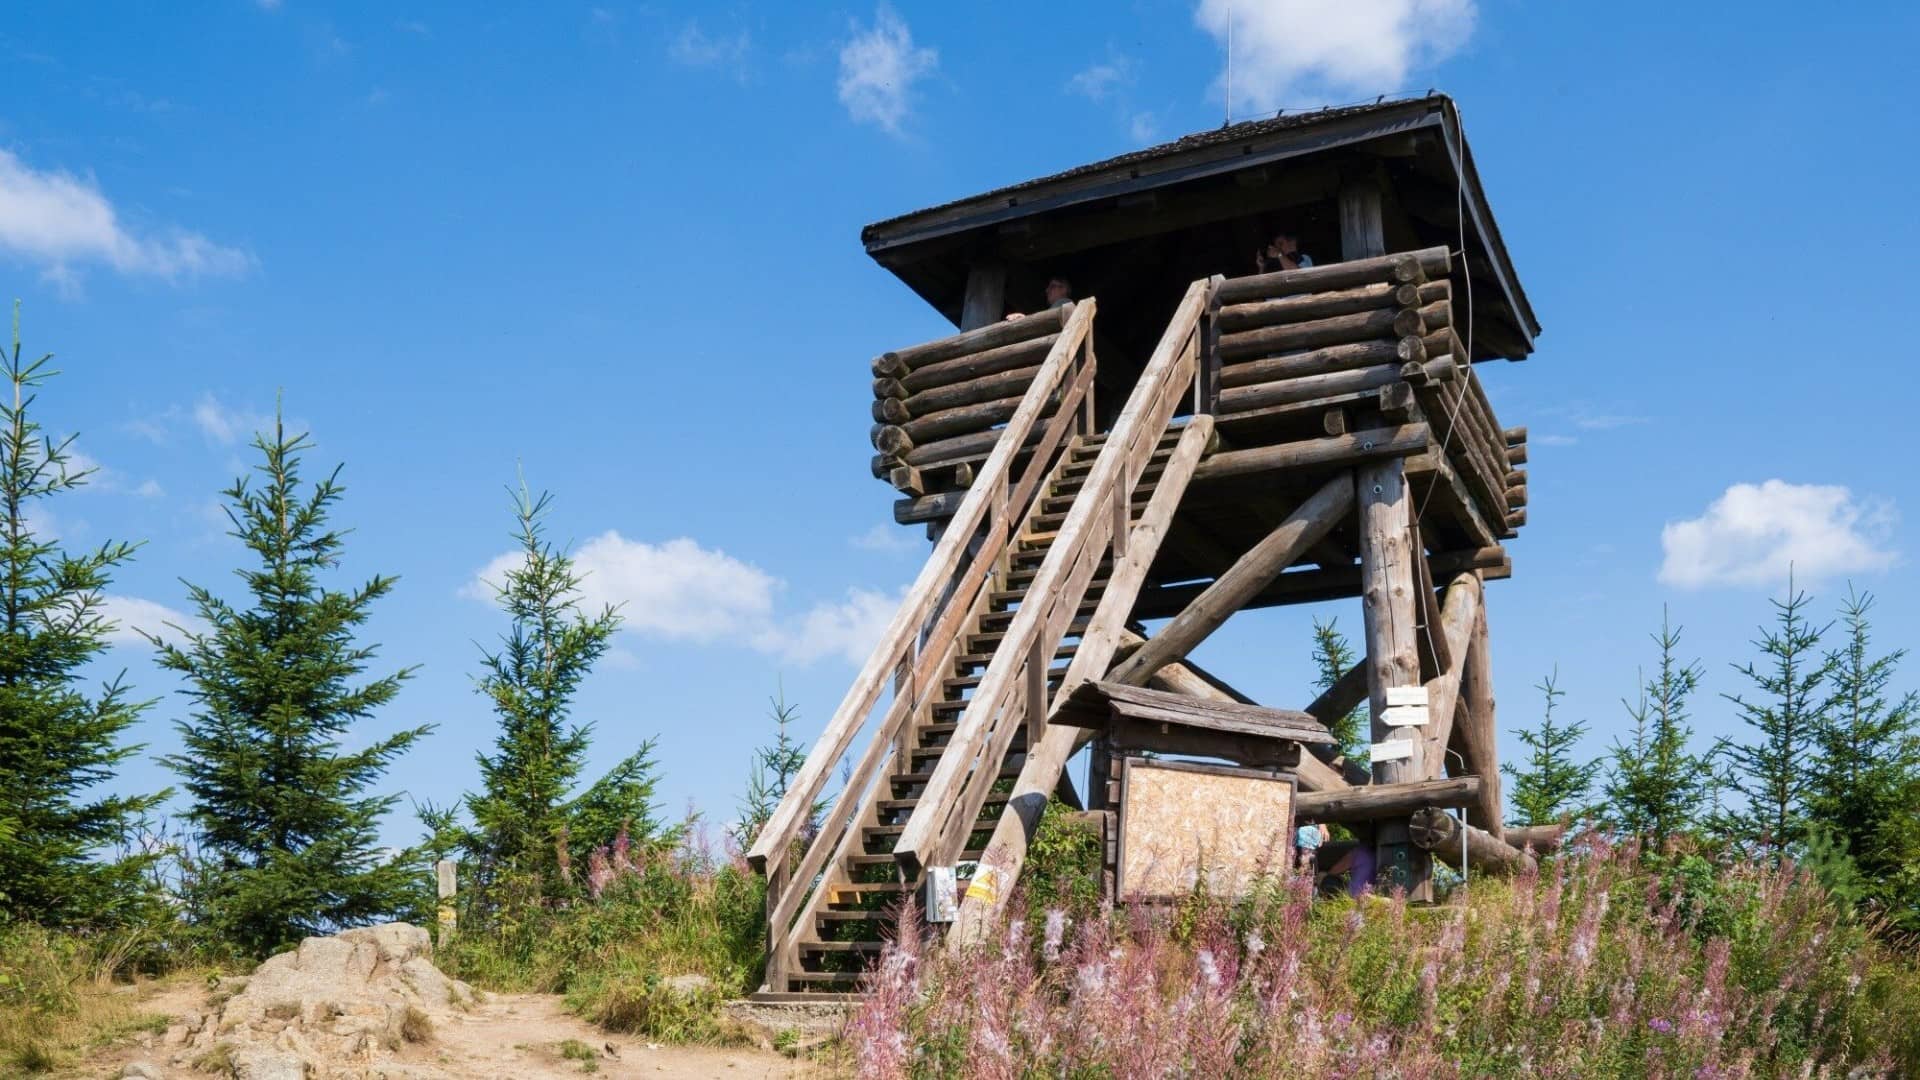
[75,928,820,1079]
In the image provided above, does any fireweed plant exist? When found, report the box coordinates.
[849,834,1920,1078]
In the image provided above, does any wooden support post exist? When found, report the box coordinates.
[960,260,1007,331]
[1356,447,1431,900]
[1453,597,1503,838]
[435,860,457,939]
[1340,179,1387,261]
[1295,777,1480,823]
[1108,474,1355,687]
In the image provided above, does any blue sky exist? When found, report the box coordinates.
[4,1,1917,845]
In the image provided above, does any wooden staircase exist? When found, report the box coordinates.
[749,284,1218,998]
[784,432,1184,990]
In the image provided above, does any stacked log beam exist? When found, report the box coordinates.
[868,305,1072,494]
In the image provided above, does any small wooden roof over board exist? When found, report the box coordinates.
[862,94,1538,365]
[1055,681,1335,747]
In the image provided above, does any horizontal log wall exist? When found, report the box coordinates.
[870,305,1077,499]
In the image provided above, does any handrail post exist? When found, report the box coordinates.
[1198,274,1224,416]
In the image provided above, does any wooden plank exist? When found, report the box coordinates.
[1420,572,1483,767]
[1452,596,1503,837]
[959,260,1007,331]
[1053,680,1333,745]
[1357,445,1430,900]
[1108,474,1355,686]
[1219,306,1408,362]
[1214,247,1448,305]
[1296,777,1480,823]
[1193,423,1427,482]
[1218,362,1408,415]
[1219,338,1408,389]
[1217,279,1446,334]
[1130,545,1508,620]
[875,302,1066,375]
[901,334,1058,395]
[1431,821,1534,876]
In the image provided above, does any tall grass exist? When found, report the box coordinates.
[850,834,1920,1077]
[0,921,193,1074]
[438,818,767,1042]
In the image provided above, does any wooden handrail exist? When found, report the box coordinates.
[893,280,1214,874]
[746,298,1098,881]
[750,303,1099,987]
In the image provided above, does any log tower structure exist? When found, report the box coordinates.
[749,94,1544,998]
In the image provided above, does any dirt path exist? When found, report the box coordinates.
[87,981,818,1079]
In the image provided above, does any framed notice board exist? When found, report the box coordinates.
[1116,758,1296,901]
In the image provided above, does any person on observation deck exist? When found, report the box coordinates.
[1255,230,1313,274]
[1004,275,1074,321]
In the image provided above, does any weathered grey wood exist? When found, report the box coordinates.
[1192,423,1428,482]
[904,363,1041,417]
[1419,572,1484,766]
[871,396,910,424]
[1131,546,1506,620]
[1053,680,1334,746]
[1217,279,1447,333]
[873,376,906,400]
[1357,442,1430,900]
[871,423,913,455]
[1295,777,1480,823]
[1128,638,1354,793]
[902,334,1058,394]
[1219,306,1408,362]
[1215,246,1448,305]
[1109,475,1354,686]
[1340,180,1387,260]
[1219,362,1407,415]
[875,303,1067,375]
[1431,821,1535,876]
[1454,597,1503,838]
[1505,823,1567,853]
[901,393,1025,444]
[960,260,1007,331]
[1106,717,1303,768]
[1220,338,1418,388]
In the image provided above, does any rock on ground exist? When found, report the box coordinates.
[163,922,476,1079]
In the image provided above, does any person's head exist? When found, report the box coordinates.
[1269,231,1300,255]
[1044,276,1073,306]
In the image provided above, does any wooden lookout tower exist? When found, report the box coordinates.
[748,94,1544,998]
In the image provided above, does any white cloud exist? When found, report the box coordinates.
[755,587,899,667]
[0,148,252,284]
[1067,54,1134,102]
[1129,112,1160,144]
[60,446,163,497]
[1659,480,1898,589]
[100,594,202,647]
[1194,0,1475,114]
[1536,433,1578,447]
[837,5,937,136]
[463,531,902,668]
[1572,412,1648,431]
[192,394,274,446]
[850,522,917,554]
[670,22,753,80]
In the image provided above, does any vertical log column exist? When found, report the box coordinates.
[960,259,1008,331]
[1344,177,1432,901]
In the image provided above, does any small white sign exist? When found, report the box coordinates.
[1370,739,1415,763]
[924,866,958,923]
[1382,704,1430,727]
[1386,686,1430,708]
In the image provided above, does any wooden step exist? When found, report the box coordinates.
[909,738,1025,765]
[1041,489,1154,515]
[978,600,1099,633]
[875,796,1007,812]
[891,762,1022,787]
[954,644,1077,671]
[750,990,860,1003]
[846,849,984,869]
[1061,446,1177,478]
[964,617,1091,654]
[863,816,999,841]
[941,665,1070,694]
[798,933,887,949]
[785,971,864,986]
[816,909,892,923]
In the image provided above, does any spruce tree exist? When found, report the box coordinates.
[460,484,626,907]
[1310,616,1367,767]
[1605,610,1708,849]
[1809,586,1920,925]
[0,304,166,927]
[426,484,667,924]
[157,410,427,956]
[1719,577,1833,861]
[735,687,813,850]
[1502,670,1600,825]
